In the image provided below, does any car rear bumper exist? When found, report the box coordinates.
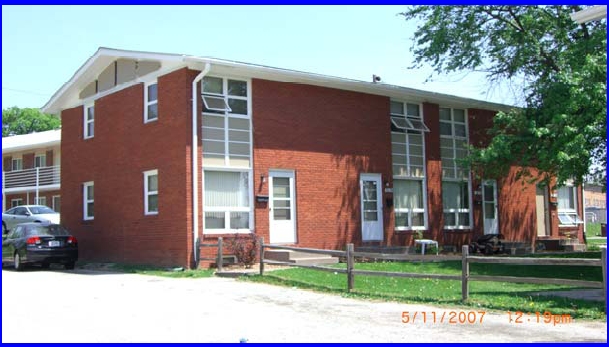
[24,249,78,264]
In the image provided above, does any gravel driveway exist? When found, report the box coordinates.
[2,268,606,343]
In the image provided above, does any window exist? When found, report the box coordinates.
[11,199,23,208]
[442,181,471,228]
[558,185,583,226]
[440,107,471,229]
[11,158,22,171]
[201,77,251,168]
[52,195,61,213]
[35,196,47,206]
[84,103,95,139]
[204,170,251,232]
[390,101,430,132]
[144,170,158,215]
[391,100,428,230]
[394,180,426,229]
[35,154,46,168]
[83,181,94,220]
[144,81,158,123]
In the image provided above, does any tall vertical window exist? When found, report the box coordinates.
[144,81,158,123]
[201,76,252,233]
[144,169,159,215]
[84,103,95,139]
[557,184,582,226]
[83,181,94,220]
[52,195,61,213]
[391,100,428,230]
[11,158,22,171]
[440,107,471,229]
[35,154,46,168]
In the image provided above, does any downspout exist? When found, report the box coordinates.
[192,63,211,268]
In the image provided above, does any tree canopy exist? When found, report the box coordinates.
[2,107,61,137]
[401,5,606,187]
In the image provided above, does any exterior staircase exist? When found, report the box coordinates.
[264,250,338,265]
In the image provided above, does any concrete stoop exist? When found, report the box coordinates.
[264,250,339,265]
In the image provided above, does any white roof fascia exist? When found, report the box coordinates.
[2,129,61,154]
[44,47,516,115]
[571,5,607,24]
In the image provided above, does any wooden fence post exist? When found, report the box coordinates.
[601,246,606,309]
[346,243,354,292]
[461,245,469,302]
[259,237,265,276]
[217,237,223,272]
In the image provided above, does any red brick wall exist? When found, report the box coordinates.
[251,79,392,250]
[60,68,197,268]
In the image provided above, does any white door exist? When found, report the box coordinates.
[269,170,296,244]
[482,180,499,235]
[360,174,383,241]
[536,185,550,237]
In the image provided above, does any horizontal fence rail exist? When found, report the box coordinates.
[258,239,606,308]
[3,166,60,189]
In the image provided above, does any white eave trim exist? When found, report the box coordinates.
[571,5,607,24]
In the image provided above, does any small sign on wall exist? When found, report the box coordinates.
[384,188,393,193]
[256,195,269,203]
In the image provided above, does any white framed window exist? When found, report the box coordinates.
[391,100,428,230]
[83,181,94,220]
[34,154,46,168]
[442,181,471,229]
[11,199,23,208]
[440,107,471,229]
[84,103,95,139]
[52,195,61,213]
[144,81,158,123]
[203,170,252,233]
[558,185,583,226]
[144,169,159,215]
[11,158,22,171]
[201,76,251,168]
[35,196,47,206]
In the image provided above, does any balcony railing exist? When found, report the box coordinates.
[2,165,60,191]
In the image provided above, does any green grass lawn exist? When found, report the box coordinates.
[86,263,215,278]
[244,255,605,320]
[586,223,602,236]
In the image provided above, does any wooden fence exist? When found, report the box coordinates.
[198,237,224,272]
[258,238,607,306]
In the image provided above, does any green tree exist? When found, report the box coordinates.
[2,107,61,137]
[401,5,606,187]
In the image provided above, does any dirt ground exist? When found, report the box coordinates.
[2,268,606,343]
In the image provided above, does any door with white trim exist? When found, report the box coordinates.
[482,179,499,235]
[269,170,296,244]
[360,173,384,241]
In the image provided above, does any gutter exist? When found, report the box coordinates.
[191,63,211,269]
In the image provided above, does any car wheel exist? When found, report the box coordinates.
[41,262,50,269]
[64,262,75,270]
[14,253,23,271]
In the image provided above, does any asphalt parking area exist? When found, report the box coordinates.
[2,268,606,342]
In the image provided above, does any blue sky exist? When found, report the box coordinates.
[2,5,517,110]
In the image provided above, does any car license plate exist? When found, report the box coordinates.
[48,241,60,247]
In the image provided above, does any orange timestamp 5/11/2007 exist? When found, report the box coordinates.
[401,311,486,324]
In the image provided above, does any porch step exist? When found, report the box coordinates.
[264,250,338,265]
[562,244,587,252]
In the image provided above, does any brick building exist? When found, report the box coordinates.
[2,130,62,213]
[39,48,584,268]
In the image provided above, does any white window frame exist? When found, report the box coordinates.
[34,154,46,168]
[83,181,94,221]
[84,103,95,139]
[144,80,158,123]
[202,168,254,234]
[35,196,47,206]
[391,100,428,231]
[11,198,23,208]
[144,169,159,215]
[11,157,22,171]
[52,195,61,213]
[558,185,583,227]
[440,107,472,230]
[390,100,430,132]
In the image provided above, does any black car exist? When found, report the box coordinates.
[2,223,78,270]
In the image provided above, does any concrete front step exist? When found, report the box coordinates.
[264,250,338,265]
